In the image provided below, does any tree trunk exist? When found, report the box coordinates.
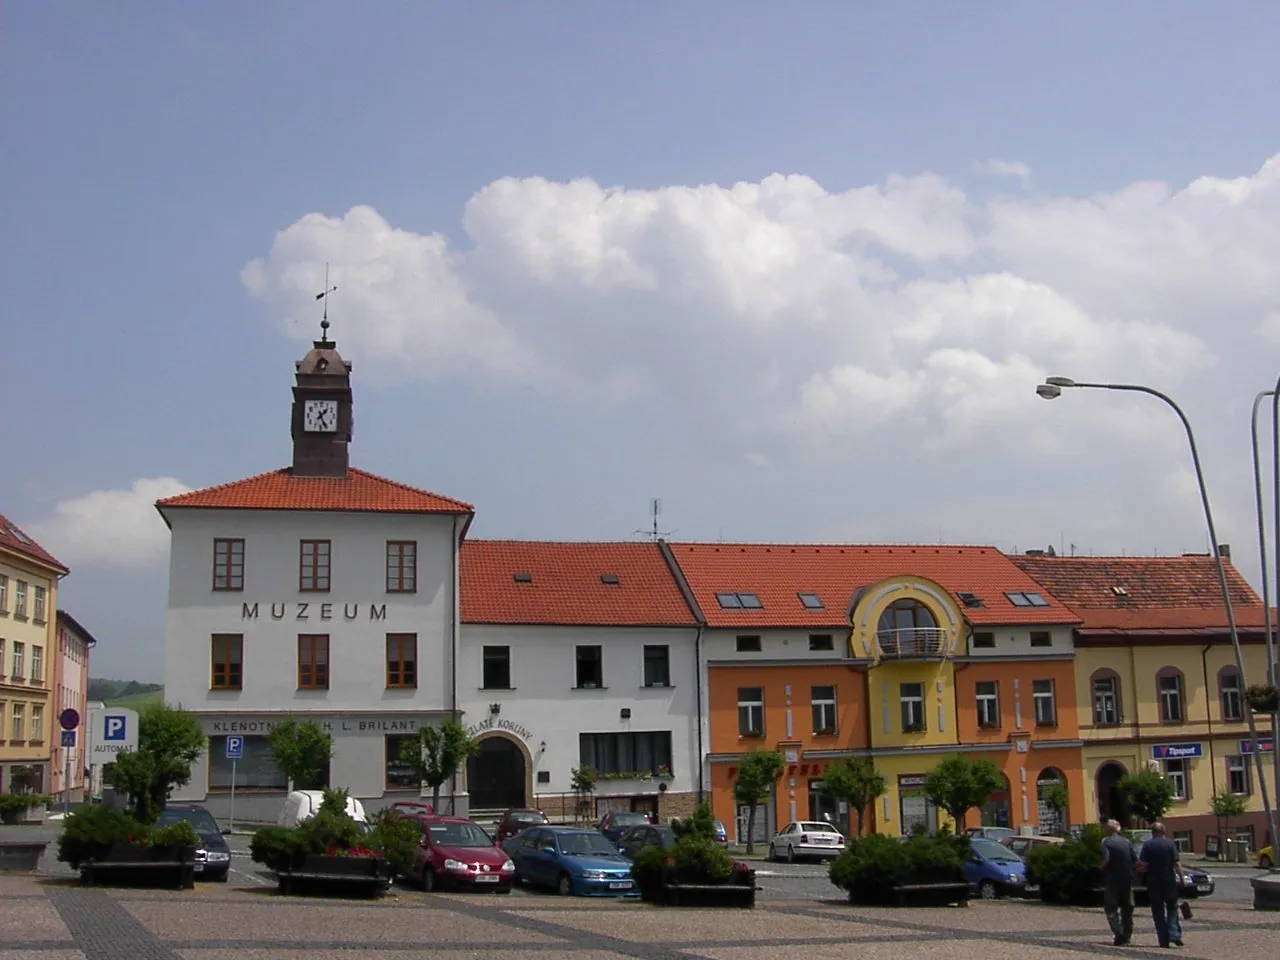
[432,783,442,814]
[745,804,757,854]
[855,804,865,837]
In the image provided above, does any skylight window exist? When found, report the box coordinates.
[1112,585,1129,597]
[716,592,763,610]
[600,573,620,585]
[957,592,985,608]
[7,526,31,545]
[513,572,533,583]
[797,592,824,609]
[1006,591,1050,608]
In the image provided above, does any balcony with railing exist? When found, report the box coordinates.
[874,627,950,660]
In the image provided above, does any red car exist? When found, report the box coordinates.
[494,808,550,845]
[406,816,516,893]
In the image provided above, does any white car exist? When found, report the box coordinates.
[278,790,368,830]
[767,821,846,862]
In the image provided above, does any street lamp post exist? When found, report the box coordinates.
[1252,390,1280,844]
[1038,376,1279,864]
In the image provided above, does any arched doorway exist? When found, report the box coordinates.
[466,735,527,809]
[1036,768,1066,835]
[1096,761,1129,827]
[981,774,1012,829]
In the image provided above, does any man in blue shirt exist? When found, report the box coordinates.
[1137,822,1184,948]
[1099,819,1136,945]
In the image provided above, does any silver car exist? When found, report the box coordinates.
[767,820,846,862]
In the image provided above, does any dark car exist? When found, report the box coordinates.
[153,804,230,882]
[404,816,516,893]
[615,824,675,860]
[598,810,651,842]
[495,808,550,845]
[1132,840,1215,903]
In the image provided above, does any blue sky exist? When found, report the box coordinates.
[5,2,1280,680]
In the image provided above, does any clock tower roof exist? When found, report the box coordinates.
[296,339,351,378]
[290,335,354,478]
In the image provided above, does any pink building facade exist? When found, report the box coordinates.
[51,611,95,802]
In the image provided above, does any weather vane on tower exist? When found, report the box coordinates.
[315,262,338,344]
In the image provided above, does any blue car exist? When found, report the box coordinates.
[502,825,638,897]
[964,837,1031,899]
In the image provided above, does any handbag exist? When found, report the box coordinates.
[1179,899,1192,920]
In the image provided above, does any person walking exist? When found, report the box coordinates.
[1099,819,1136,945]
[1137,822,1185,948]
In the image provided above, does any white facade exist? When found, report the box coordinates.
[162,505,463,820]
[457,623,701,817]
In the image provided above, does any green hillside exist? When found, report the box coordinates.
[104,688,164,709]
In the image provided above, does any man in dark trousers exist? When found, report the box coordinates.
[1137,821,1184,948]
[1100,819,1136,945]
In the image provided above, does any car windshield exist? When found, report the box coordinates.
[612,813,649,825]
[510,812,547,823]
[558,832,620,856]
[973,839,1019,861]
[429,823,492,847]
[799,822,839,833]
[156,808,219,834]
[655,827,675,846]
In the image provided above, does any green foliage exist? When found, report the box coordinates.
[570,765,597,821]
[828,833,967,904]
[249,826,311,870]
[632,803,736,899]
[250,788,371,870]
[149,820,200,848]
[1039,783,1070,815]
[400,721,480,813]
[103,702,206,824]
[670,803,718,841]
[0,793,51,823]
[1024,823,1105,904]
[818,757,887,835]
[56,806,147,868]
[923,755,1005,831]
[367,808,421,875]
[631,843,667,900]
[1118,769,1176,826]
[9,766,41,793]
[1211,789,1246,820]
[267,718,333,790]
[733,749,785,853]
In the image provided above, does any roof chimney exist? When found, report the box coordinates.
[1217,543,1231,559]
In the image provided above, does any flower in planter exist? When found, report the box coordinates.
[1247,684,1280,711]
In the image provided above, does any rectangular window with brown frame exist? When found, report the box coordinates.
[386,633,417,689]
[213,538,245,591]
[298,634,330,689]
[211,634,243,690]
[386,541,417,593]
[299,540,331,592]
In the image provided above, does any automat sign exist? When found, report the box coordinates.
[87,706,140,760]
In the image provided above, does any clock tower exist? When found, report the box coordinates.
[290,334,354,478]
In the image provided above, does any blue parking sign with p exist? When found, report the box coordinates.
[226,735,244,760]
[104,715,127,741]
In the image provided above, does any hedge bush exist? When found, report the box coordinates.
[0,793,50,824]
[1024,823,1104,904]
[828,832,968,904]
[55,806,197,868]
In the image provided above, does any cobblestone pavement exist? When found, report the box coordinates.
[1,874,1278,960]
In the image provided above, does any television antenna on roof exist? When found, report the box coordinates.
[636,498,674,541]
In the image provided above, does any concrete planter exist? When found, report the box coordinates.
[80,843,197,890]
[0,841,49,872]
[1252,873,1280,911]
[276,854,392,897]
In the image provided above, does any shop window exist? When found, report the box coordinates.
[208,735,289,790]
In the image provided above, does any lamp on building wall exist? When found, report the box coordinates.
[489,703,500,715]
[620,708,631,720]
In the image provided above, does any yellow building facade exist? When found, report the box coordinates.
[0,516,67,796]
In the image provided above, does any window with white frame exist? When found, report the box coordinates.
[33,585,46,622]
[1093,674,1120,725]
[1227,755,1251,795]
[10,703,24,741]
[0,573,8,613]
[30,646,42,684]
[811,685,836,734]
[1164,759,1189,800]
[1220,670,1243,721]
[738,687,763,736]
[1033,679,1057,726]
[11,642,23,681]
[976,680,1000,728]
[1158,670,1184,723]
[900,682,925,731]
[30,704,43,741]
[14,581,27,618]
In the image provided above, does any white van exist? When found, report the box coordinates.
[277,790,369,829]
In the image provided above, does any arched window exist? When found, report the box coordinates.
[1218,666,1243,722]
[1156,667,1185,724]
[876,599,939,656]
[1090,668,1123,726]
[1036,768,1067,835]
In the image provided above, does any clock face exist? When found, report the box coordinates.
[303,399,338,433]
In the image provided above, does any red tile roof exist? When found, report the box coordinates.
[0,512,67,575]
[1013,555,1266,631]
[667,542,1081,628]
[154,467,473,517]
[460,541,698,627]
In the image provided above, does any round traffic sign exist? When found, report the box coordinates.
[59,708,80,731]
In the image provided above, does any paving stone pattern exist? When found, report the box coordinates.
[0,877,1277,960]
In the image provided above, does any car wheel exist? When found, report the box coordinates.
[557,872,574,897]
[422,867,437,892]
[767,843,776,861]
[213,870,229,883]
[1262,855,1273,870]
[786,844,796,864]
[496,886,512,895]
[979,881,998,900]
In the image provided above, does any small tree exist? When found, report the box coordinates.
[923,755,1004,832]
[104,702,205,824]
[818,757,887,836]
[267,718,333,791]
[1117,769,1176,826]
[1211,789,1246,848]
[570,765,597,823]
[401,721,480,814]
[733,749,784,854]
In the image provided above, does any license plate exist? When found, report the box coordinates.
[193,864,204,872]
[1196,883,1210,892]
[1025,885,1039,893]
[608,881,631,889]
[474,875,499,882]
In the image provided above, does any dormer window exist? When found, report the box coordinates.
[797,592,824,609]
[716,592,762,609]
[1006,591,1050,608]
[513,572,533,583]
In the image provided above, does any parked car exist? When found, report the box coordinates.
[1131,838,1215,903]
[965,826,1016,844]
[964,837,1031,899]
[598,810,651,842]
[616,824,675,860]
[387,800,435,818]
[278,790,369,830]
[1002,834,1064,859]
[153,804,230,882]
[503,826,636,896]
[713,819,728,846]
[403,816,515,893]
[495,808,550,845]
[767,821,846,862]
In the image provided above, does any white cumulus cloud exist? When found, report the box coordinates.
[27,478,191,568]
